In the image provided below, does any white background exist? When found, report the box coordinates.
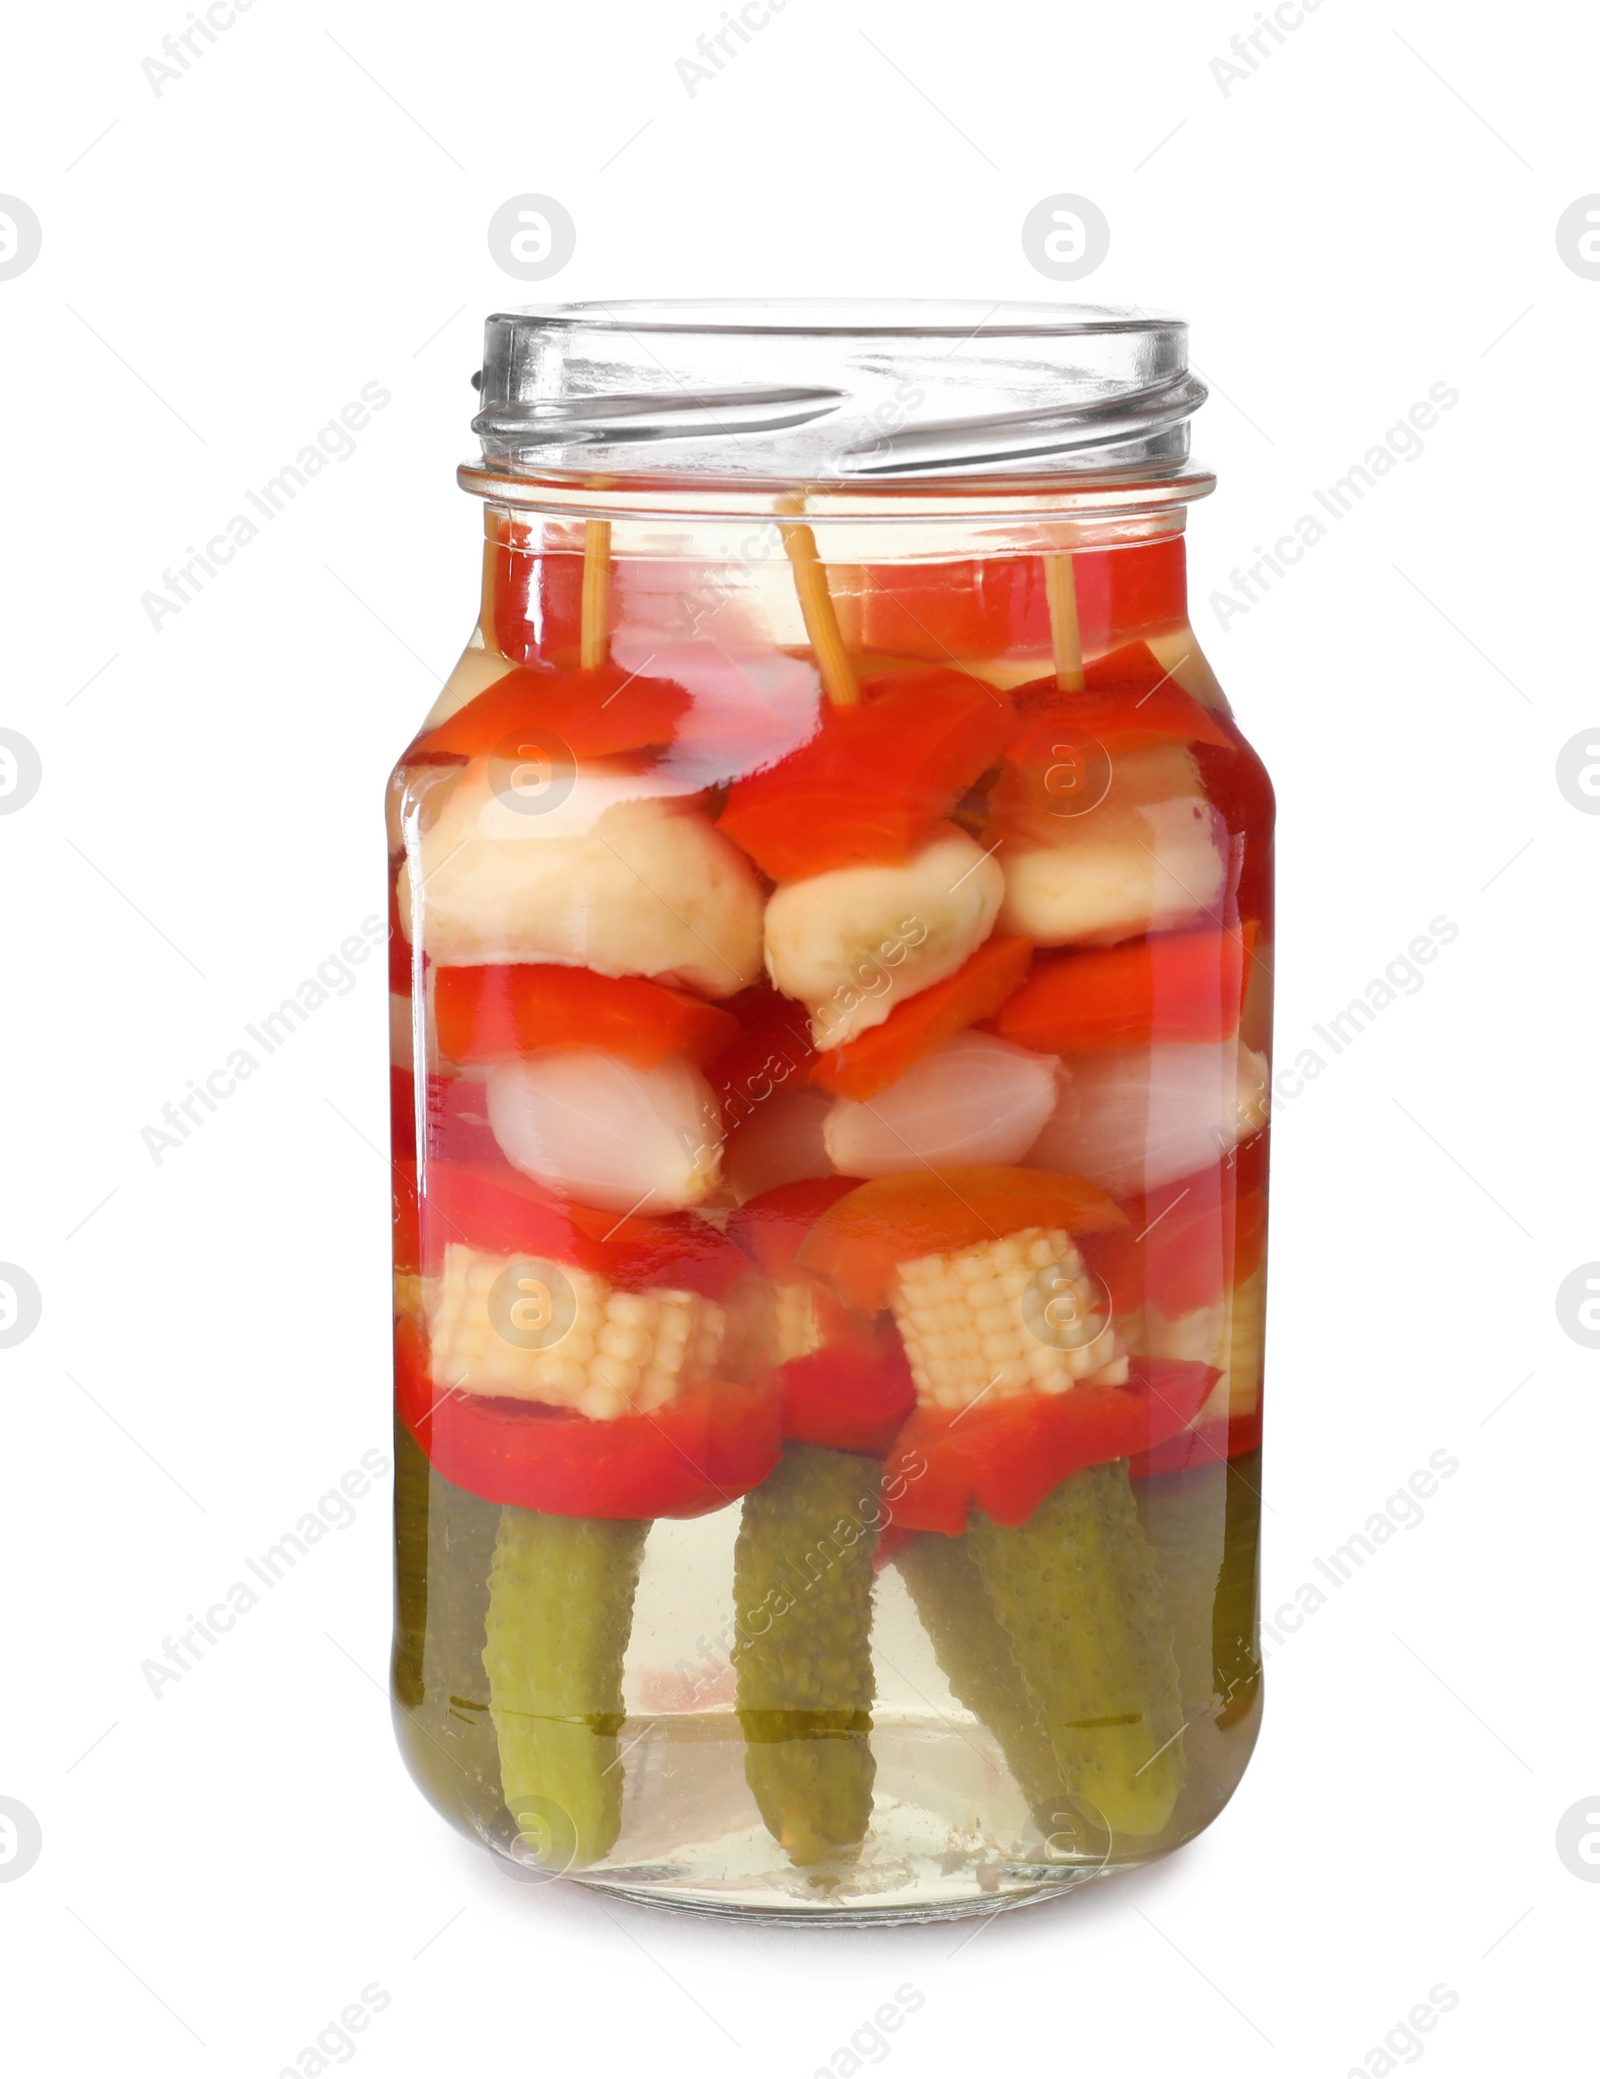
[1,1,1595,2073]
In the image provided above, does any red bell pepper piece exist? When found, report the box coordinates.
[417,1158,747,1299]
[409,661,690,763]
[882,1357,1218,1534]
[393,1159,421,1277]
[434,964,739,1070]
[811,936,1034,1100]
[727,1176,863,1283]
[422,1075,501,1169]
[845,540,1188,664]
[706,987,819,1131]
[395,1315,780,1519]
[1083,1135,1269,1319]
[1005,642,1234,760]
[1071,538,1188,654]
[795,1166,1127,1316]
[774,1335,917,1456]
[487,525,584,666]
[717,668,1013,880]
[1193,732,1277,933]
[851,556,1049,662]
[391,1064,417,1165]
[991,926,1251,1056]
[1129,1402,1263,1481]
[1148,1188,1266,1318]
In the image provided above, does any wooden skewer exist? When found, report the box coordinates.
[1044,537,1084,693]
[579,516,612,671]
[777,493,859,708]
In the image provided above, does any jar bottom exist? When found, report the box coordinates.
[406,1701,1259,1923]
[572,1866,1117,1926]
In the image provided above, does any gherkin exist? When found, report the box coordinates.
[733,1446,882,1867]
[392,1420,433,1712]
[896,1532,1073,1834]
[1134,1462,1228,1726]
[970,1461,1184,1839]
[482,1505,649,1871]
[1136,1452,1263,1730]
[391,1422,504,1830]
[1213,1451,1263,1728]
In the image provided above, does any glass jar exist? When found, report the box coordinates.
[389,301,1273,1922]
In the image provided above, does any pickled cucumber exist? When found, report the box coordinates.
[1134,1461,1228,1724]
[970,1460,1184,1838]
[393,1419,431,1709]
[392,1421,503,1829]
[1135,1452,1262,1730]
[1214,1451,1263,1727]
[732,1446,881,1866]
[482,1506,649,1871]
[896,1533,1072,1831]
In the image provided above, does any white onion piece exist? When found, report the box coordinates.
[725,1088,835,1201]
[823,1032,1061,1179]
[611,638,824,792]
[1027,1041,1270,1197]
[486,1051,722,1211]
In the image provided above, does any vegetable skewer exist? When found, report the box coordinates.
[1044,531,1084,692]
[778,492,860,708]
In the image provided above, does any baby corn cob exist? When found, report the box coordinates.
[890,1226,1125,1411]
[429,1242,726,1419]
[1139,1260,1267,1430]
[773,1276,828,1364]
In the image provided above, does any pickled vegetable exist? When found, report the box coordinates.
[1135,1451,1263,1731]
[732,1446,882,1866]
[483,1506,649,1869]
[393,309,1273,1913]
[896,1532,1071,1829]
[969,1461,1184,1837]
[391,1422,503,1830]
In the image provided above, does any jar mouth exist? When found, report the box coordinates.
[491,296,1183,338]
[466,298,1211,514]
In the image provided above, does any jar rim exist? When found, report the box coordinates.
[490,296,1186,338]
[456,463,1215,527]
[466,298,1210,508]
